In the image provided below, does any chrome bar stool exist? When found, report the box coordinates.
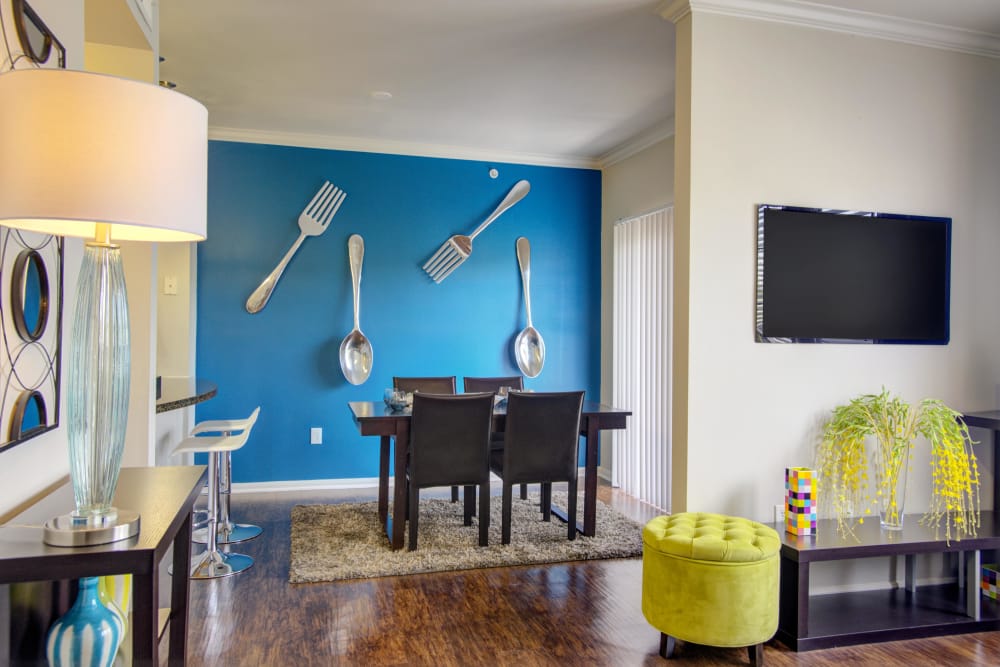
[171,408,259,579]
[190,407,262,545]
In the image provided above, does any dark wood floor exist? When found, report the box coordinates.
[174,484,1000,666]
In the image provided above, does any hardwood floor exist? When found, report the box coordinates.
[176,484,1000,666]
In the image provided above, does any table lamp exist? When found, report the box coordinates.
[0,69,207,546]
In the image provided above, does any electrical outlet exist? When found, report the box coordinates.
[163,275,178,295]
[773,504,785,524]
[310,427,322,445]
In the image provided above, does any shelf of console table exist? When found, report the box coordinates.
[0,466,206,665]
[775,511,1000,651]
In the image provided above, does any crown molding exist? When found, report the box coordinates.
[658,0,691,24]
[659,0,1000,58]
[600,117,676,168]
[207,126,602,170]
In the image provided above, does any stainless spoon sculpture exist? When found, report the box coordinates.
[339,234,374,385]
[514,236,545,377]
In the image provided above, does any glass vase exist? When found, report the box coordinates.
[879,455,908,530]
[45,577,123,667]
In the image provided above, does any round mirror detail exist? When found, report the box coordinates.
[8,389,47,442]
[11,248,50,342]
[11,0,64,67]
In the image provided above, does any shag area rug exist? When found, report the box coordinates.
[289,491,643,583]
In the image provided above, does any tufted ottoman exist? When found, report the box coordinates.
[641,513,780,665]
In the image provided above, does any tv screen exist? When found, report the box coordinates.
[755,204,951,344]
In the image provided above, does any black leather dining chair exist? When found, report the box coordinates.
[463,376,528,499]
[462,376,523,393]
[393,376,461,502]
[393,376,457,395]
[407,392,494,550]
[490,390,585,544]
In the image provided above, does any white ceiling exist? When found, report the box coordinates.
[158,1,1000,168]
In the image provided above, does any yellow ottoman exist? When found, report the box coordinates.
[641,513,780,665]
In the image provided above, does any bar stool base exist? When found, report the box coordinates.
[192,523,262,545]
[190,549,253,579]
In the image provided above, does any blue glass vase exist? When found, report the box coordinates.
[46,577,123,667]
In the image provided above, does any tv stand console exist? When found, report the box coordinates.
[776,513,1000,651]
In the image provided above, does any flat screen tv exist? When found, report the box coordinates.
[755,204,951,344]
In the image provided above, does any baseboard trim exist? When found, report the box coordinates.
[232,478,380,494]
[231,467,589,495]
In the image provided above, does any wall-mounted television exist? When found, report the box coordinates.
[755,204,951,344]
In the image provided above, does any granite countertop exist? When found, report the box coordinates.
[155,377,217,413]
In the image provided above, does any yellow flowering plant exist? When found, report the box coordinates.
[815,388,979,542]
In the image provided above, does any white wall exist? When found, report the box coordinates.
[599,137,674,480]
[0,0,84,518]
[154,242,198,466]
[674,11,1000,527]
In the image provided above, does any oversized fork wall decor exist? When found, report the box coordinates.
[422,180,530,283]
[246,181,347,314]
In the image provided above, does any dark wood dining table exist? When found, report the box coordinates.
[349,399,631,550]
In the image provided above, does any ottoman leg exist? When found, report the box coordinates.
[748,643,763,666]
[659,633,676,659]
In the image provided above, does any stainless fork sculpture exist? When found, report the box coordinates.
[422,179,530,283]
[246,181,347,314]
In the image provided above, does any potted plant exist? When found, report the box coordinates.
[815,388,980,542]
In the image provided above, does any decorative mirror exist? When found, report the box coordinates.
[0,229,62,452]
[8,389,46,441]
[9,0,64,68]
[11,249,49,342]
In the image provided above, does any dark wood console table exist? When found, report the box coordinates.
[0,465,205,665]
[776,512,1000,651]
[959,410,1000,504]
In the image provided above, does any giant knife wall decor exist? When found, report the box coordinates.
[246,181,346,314]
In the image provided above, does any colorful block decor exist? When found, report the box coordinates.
[983,564,1000,600]
[785,467,817,535]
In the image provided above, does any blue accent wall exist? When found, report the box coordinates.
[196,141,601,483]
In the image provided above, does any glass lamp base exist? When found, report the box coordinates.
[43,508,140,547]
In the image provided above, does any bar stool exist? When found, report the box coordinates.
[172,412,258,579]
[190,407,262,545]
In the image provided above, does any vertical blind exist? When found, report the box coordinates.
[612,206,671,512]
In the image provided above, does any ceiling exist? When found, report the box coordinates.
[159,1,1000,169]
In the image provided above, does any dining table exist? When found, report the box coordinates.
[348,399,631,550]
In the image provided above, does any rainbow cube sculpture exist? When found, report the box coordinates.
[785,467,817,535]
[983,564,1000,600]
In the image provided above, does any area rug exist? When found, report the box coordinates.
[289,491,644,583]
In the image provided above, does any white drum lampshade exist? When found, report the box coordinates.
[0,68,208,546]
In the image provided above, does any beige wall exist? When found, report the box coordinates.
[0,0,85,518]
[599,138,674,480]
[673,11,1000,526]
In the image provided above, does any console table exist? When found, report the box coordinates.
[959,410,1000,504]
[776,512,1000,651]
[0,466,205,665]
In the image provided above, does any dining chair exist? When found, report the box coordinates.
[406,392,494,550]
[462,375,529,500]
[393,376,457,394]
[462,376,523,393]
[490,390,585,544]
[393,376,461,502]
